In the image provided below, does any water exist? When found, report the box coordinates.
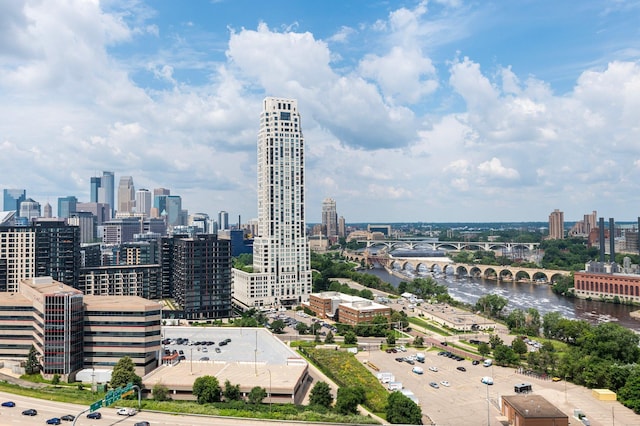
[364,267,640,332]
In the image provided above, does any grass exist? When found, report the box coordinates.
[302,348,388,416]
[407,316,452,336]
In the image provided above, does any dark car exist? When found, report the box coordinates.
[472,360,480,365]
[86,412,102,419]
[200,356,210,361]
[215,347,221,353]
[1,401,15,407]
[394,357,404,362]
[61,414,75,421]
[457,366,467,372]
[22,408,38,416]
[134,422,151,426]
[46,418,62,425]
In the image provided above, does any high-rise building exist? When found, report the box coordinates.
[218,211,229,231]
[321,198,338,237]
[233,97,312,309]
[136,189,152,217]
[166,234,231,319]
[19,198,41,221]
[3,189,26,216]
[34,218,81,288]
[165,195,185,227]
[90,171,115,216]
[90,177,101,203]
[338,216,346,238]
[57,196,78,219]
[43,202,52,218]
[548,209,564,240]
[117,176,135,214]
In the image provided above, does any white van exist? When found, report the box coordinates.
[483,359,493,367]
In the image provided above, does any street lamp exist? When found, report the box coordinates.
[267,369,272,412]
[486,383,490,426]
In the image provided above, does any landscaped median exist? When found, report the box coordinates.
[300,347,389,417]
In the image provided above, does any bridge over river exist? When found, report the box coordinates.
[347,251,569,283]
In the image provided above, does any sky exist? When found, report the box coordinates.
[1,0,640,223]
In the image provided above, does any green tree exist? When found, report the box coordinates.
[324,330,335,344]
[617,374,640,414]
[475,294,508,317]
[110,356,142,389]
[25,345,41,375]
[152,383,170,401]
[309,381,333,408]
[386,391,423,424]
[248,386,267,404]
[295,322,309,335]
[478,342,491,357]
[493,344,519,366]
[386,331,396,346]
[511,338,528,358]
[413,336,424,347]
[270,319,285,334]
[343,331,358,345]
[488,334,503,349]
[51,374,60,385]
[223,380,241,401]
[192,375,221,404]
[335,386,366,415]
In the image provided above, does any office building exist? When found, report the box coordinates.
[79,264,161,300]
[548,209,564,239]
[501,395,568,426]
[3,189,26,216]
[68,211,97,244]
[100,171,115,216]
[136,188,152,217]
[308,292,391,325]
[0,226,36,292]
[117,176,135,214]
[19,198,41,221]
[338,216,346,238]
[169,234,232,320]
[76,202,111,225]
[233,97,312,309]
[165,195,186,227]
[321,198,338,237]
[57,196,77,219]
[218,210,229,231]
[43,202,52,218]
[102,217,143,245]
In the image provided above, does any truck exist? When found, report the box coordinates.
[416,353,425,363]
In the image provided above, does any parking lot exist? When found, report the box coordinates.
[358,347,639,426]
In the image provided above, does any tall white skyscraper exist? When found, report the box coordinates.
[135,188,152,217]
[218,210,229,231]
[233,97,312,308]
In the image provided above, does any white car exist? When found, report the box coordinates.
[440,380,450,387]
[481,376,494,385]
[117,408,137,416]
[429,366,438,372]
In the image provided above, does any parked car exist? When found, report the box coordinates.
[429,382,440,389]
[429,366,438,372]
[61,414,75,421]
[46,418,62,425]
[22,408,37,416]
[1,401,15,407]
[215,347,221,353]
[199,357,210,361]
[117,408,137,416]
[440,380,450,387]
[86,412,102,419]
[457,366,466,372]
[472,360,480,365]
[134,422,151,426]
[481,376,494,385]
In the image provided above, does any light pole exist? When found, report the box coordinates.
[486,383,490,426]
[267,369,272,412]
[190,347,193,375]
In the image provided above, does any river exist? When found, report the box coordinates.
[364,267,640,332]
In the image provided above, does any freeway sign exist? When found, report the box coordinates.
[89,400,103,412]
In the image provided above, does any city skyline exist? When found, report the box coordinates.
[1,1,640,222]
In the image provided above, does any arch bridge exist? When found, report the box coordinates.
[348,252,569,283]
[365,240,539,252]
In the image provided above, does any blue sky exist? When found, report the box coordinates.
[1,0,640,223]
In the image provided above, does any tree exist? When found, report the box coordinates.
[478,342,491,357]
[386,391,423,424]
[344,331,357,345]
[309,381,333,408]
[475,294,508,317]
[295,322,309,335]
[248,386,267,404]
[386,331,396,346]
[413,336,424,347]
[511,338,528,357]
[617,374,640,414]
[152,383,170,401]
[493,344,519,366]
[110,356,142,389]
[51,374,60,385]
[25,345,41,375]
[192,375,221,404]
[488,334,503,349]
[270,319,285,334]
[223,380,241,401]
[324,331,335,344]
[335,386,366,415]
